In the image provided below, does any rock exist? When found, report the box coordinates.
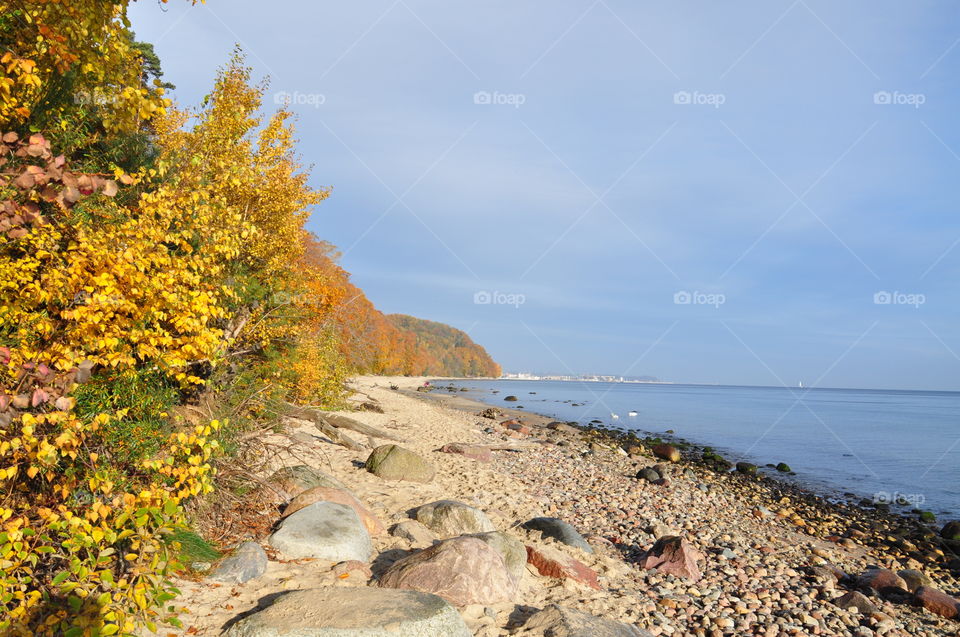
[516,604,652,637]
[268,465,346,498]
[832,591,879,615]
[269,502,372,562]
[379,536,518,606]
[857,568,907,595]
[390,520,437,546]
[331,560,372,581]
[735,462,757,475]
[914,586,960,619]
[477,408,501,419]
[412,500,495,537]
[640,536,703,582]
[940,520,960,540]
[636,468,661,483]
[521,517,593,554]
[506,422,531,435]
[651,444,680,463]
[525,544,600,590]
[365,444,435,483]
[210,541,267,584]
[439,443,492,462]
[467,531,527,581]
[504,395,519,402]
[223,587,471,636]
[283,486,385,536]
[775,462,791,472]
[898,569,932,593]
[920,511,936,522]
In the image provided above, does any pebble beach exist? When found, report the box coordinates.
[159,376,960,636]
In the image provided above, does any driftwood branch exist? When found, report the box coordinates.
[282,405,366,452]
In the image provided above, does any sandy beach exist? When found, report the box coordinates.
[158,376,960,636]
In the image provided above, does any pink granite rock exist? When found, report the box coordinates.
[525,544,601,590]
[640,536,703,582]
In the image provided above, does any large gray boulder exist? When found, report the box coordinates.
[210,541,268,584]
[269,502,372,562]
[516,605,652,637]
[223,587,471,636]
[412,500,495,537]
[521,517,593,554]
[467,531,527,581]
[379,536,517,606]
[365,445,436,482]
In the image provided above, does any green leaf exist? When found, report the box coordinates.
[51,571,70,586]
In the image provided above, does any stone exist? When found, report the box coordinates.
[331,560,372,581]
[210,541,267,584]
[467,531,527,581]
[365,445,435,483]
[775,462,791,472]
[379,537,518,606]
[439,443,492,462]
[857,568,907,595]
[412,500,495,538]
[268,465,346,498]
[735,462,757,475]
[525,544,600,590]
[898,569,932,593]
[269,502,372,562]
[390,520,437,546]
[651,444,680,463]
[640,536,703,582]
[521,517,593,554]
[832,591,879,615]
[914,586,960,619]
[636,468,661,483]
[504,395,519,401]
[516,604,652,637]
[283,486,385,536]
[223,587,471,636]
[940,520,960,541]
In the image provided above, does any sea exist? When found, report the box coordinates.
[444,380,960,519]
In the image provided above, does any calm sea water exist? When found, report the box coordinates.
[445,380,960,518]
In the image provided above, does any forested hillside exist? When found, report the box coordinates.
[388,314,502,377]
[0,2,498,633]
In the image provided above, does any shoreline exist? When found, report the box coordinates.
[434,379,954,521]
[422,378,960,584]
[158,375,960,636]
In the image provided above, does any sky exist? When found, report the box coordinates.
[129,0,960,390]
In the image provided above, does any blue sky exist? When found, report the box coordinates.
[129,1,960,390]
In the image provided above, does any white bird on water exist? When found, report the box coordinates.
[610,413,619,419]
